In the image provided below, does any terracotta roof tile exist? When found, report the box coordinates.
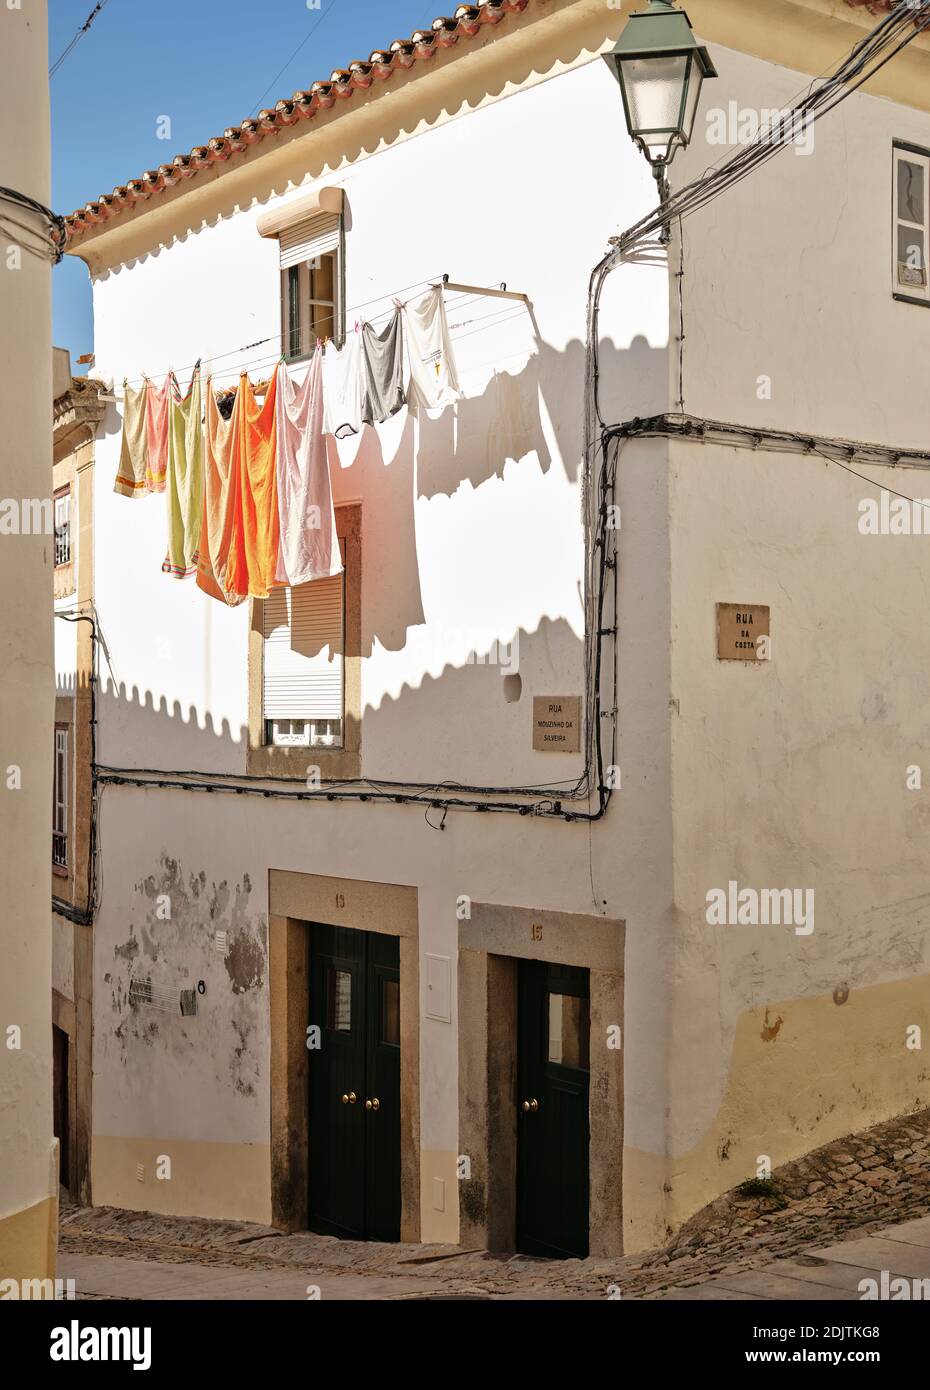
[64,0,529,244]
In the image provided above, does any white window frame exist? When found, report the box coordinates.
[893,141,930,307]
[54,487,71,568]
[53,725,68,870]
[280,216,345,362]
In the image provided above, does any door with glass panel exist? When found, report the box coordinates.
[516,960,590,1258]
[308,924,401,1240]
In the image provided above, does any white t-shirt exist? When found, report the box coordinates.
[404,286,461,415]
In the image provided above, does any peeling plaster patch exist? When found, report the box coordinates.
[225,930,264,994]
[105,853,267,1108]
[230,1018,258,1098]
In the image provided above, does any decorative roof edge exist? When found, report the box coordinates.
[62,2,529,247]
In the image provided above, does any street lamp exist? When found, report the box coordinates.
[603,0,717,241]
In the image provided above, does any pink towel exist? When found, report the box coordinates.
[275,352,342,586]
[145,375,174,493]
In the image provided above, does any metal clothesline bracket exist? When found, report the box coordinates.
[437,273,530,305]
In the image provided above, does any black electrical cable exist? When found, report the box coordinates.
[607,412,930,472]
[49,1,111,80]
[0,185,66,263]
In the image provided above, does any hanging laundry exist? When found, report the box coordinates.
[275,351,342,587]
[144,375,173,492]
[227,366,281,599]
[360,309,405,426]
[113,381,150,497]
[323,333,362,439]
[196,381,247,607]
[162,370,204,579]
[404,285,461,415]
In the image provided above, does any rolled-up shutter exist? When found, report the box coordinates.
[262,576,344,720]
[279,213,341,270]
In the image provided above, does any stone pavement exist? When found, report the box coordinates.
[59,1251,579,1300]
[58,1214,930,1301]
[57,1105,930,1301]
[650,1213,930,1301]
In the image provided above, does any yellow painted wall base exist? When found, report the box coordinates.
[622,972,930,1254]
[420,1150,461,1245]
[0,1196,57,1280]
[93,1136,271,1225]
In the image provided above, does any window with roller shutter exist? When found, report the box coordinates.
[280,211,345,359]
[262,560,345,749]
[248,505,361,780]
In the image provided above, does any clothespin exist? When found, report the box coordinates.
[353,319,360,334]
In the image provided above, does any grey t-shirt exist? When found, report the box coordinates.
[360,309,405,426]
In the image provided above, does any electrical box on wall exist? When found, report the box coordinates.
[425,953,452,1024]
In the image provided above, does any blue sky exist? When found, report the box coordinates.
[51,0,439,363]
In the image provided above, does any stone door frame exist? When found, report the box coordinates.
[458,902,624,1257]
[268,869,420,1241]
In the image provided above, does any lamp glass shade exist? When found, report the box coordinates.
[679,53,706,146]
[619,53,689,161]
[603,2,718,167]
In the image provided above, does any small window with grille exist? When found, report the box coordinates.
[53,725,68,870]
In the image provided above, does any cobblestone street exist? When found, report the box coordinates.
[58,1106,930,1300]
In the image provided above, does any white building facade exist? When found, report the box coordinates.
[65,0,930,1256]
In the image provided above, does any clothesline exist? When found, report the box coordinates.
[111,276,528,393]
[112,282,543,612]
[114,289,464,591]
[221,300,520,387]
[111,293,517,402]
[113,274,456,392]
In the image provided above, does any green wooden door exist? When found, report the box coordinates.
[516,960,590,1258]
[308,924,401,1241]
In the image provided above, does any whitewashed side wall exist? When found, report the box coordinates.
[657,43,930,1228]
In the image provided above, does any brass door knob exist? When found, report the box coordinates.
[341,1092,357,1105]
[521,1098,539,1113]
[365,1097,381,1111]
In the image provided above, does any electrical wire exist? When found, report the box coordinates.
[49,0,112,80]
[0,185,66,264]
[607,412,930,473]
[111,291,522,396]
[251,0,340,116]
[113,275,453,390]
